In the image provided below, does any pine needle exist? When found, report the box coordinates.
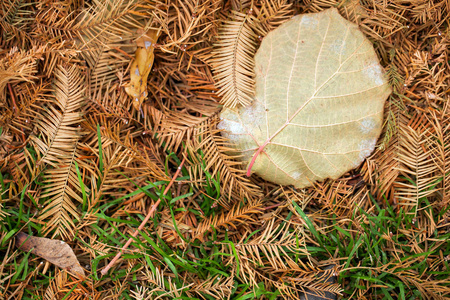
[210,10,257,108]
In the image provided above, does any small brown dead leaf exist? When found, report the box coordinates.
[15,232,85,277]
[125,29,160,110]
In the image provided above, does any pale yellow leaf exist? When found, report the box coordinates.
[219,8,391,188]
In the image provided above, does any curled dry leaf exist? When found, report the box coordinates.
[15,232,85,277]
[219,8,391,188]
[125,29,160,110]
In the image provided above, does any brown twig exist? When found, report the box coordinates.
[100,157,186,276]
[7,83,18,115]
[262,202,284,211]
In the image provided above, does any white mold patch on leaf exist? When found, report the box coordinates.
[291,171,302,180]
[351,138,377,168]
[241,101,265,126]
[363,64,384,86]
[301,15,319,30]
[360,118,376,134]
[329,39,343,54]
[222,132,240,143]
[218,118,246,135]
[358,138,377,161]
[144,41,152,49]
[135,68,140,76]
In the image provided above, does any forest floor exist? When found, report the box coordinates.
[0,0,449,299]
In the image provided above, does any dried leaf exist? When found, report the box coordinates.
[15,232,85,277]
[219,8,391,188]
[125,29,160,109]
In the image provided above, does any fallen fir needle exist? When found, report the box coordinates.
[100,157,186,276]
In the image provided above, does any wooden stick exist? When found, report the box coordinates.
[100,157,186,276]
